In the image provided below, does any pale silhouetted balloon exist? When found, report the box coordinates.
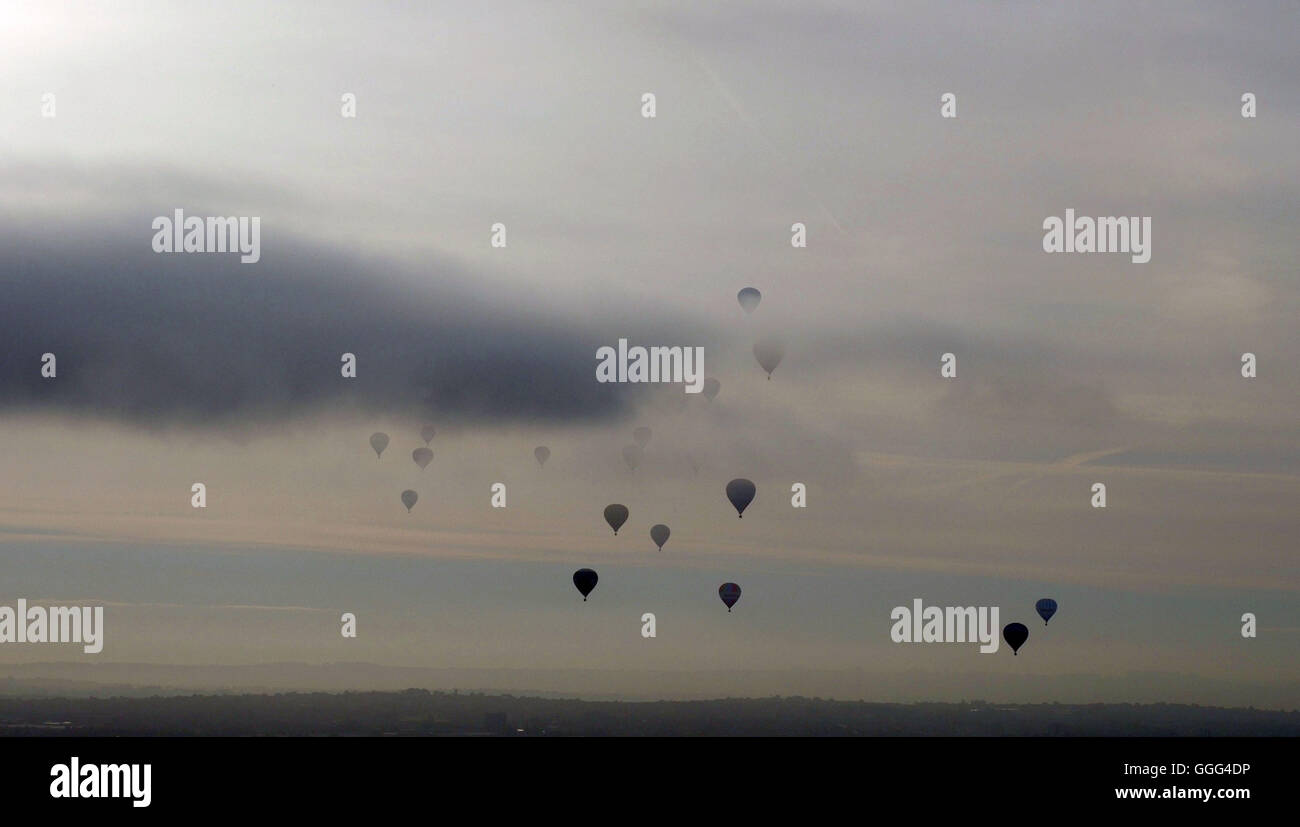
[535,446,550,467]
[401,489,418,512]
[1003,623,1029,655]
[412,447,433,470]
[752,336,785,379]
[650,524,670,550]
[737,287,761,314]
[622,444,643,471]
[420,424,436,444]
[633,427,652,448]
[719,582,742,611]
[370,432,390,458]
[726,478,756,517]
[702,378,721,401]
[603,504,629,535]
[573,568,598,601]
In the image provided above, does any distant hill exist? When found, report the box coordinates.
[0,690,1297,736]
[2,661,1298,709]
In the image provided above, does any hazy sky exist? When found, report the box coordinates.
[1,1,1297,706]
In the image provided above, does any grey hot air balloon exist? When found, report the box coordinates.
[650,524,670,551]
[622,444,643,471]
[603,504,629,535]
[737,287,762,314]
[702,378,721,401]
[420,424,436,444]
[370,432,390,458]
[535,446,550,467]
[633,427,652,448]
[400,489,418,512]
[412,447,433,470]
[752,336,785,379]
[726,478,756,518]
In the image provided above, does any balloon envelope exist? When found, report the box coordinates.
[420,425,436,444]
[737,287,761,314]
[719,582,742,611]
[1035,598,1058,625]
[603,504,629,534]
[752,336,785,378]
[369,432,389,457]
[702,378,721,401]
[573,568,598,601]
[650,524,670,550]
[534,446,550,467]
[1002,622,1029,655]
[400,489,418,512]
[412,447,433,470]
[725,478,756,518]
[633,427,652,448]
[622,444,643,471]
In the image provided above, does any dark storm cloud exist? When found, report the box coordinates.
[0,216,642,429]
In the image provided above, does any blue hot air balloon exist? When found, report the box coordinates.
[719,582,742,612]
[1035,598,1058,625]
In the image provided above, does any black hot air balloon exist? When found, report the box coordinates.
[650,524,670,550]
[1035,598,1058,625]
[719,582,742,611]
[603,504,629,535]
[573,568,598,601]
[1003,622,1029,655]
[725,478,756,518]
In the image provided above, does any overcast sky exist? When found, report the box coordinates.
[0,1,1296,705]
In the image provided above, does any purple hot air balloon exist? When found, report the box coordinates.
[719,582,742,612]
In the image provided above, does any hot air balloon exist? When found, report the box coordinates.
[650,524,670,551]
[420,424,436,444]
[719,582,742,611]
[603,504,629,535]
[633,427,652,448]
[1035,599,1058,625]
[400,489,418,512]
[737,287,761,314]
[573,568,598,601]
[725,478,756,518]
[370,432,390,458]
[752,336,785,379]
[535,446,550,467]
[622,444,643,471]
[412,447,433,470]
[702,378,721,401]
[1002,623,1029,655]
